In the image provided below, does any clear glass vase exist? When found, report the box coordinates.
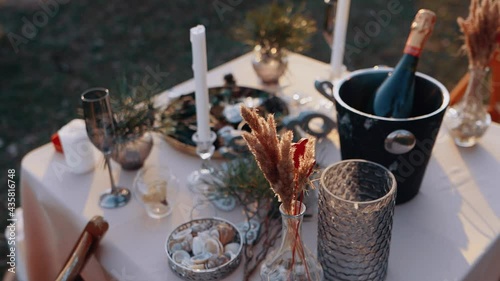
[445,66,491,147]
[260,203,323,281]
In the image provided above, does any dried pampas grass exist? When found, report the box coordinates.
[458,0,500,68]
[240,106,315,215]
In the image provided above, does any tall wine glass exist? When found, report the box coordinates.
[81,88,131,209]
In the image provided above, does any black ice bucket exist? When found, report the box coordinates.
[331,68,449,204]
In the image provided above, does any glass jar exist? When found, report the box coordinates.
[260,203,323,281]
[445,66,491,147]
[252,45,288,85]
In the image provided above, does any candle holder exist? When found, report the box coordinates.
[187,131,217,194]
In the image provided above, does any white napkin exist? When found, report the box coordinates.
[58,119,96,174]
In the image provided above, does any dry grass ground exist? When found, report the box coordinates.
[0,0,469,278]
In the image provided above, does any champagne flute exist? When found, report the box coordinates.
[81,88,131,209]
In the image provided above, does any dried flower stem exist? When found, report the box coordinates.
[240,106,315,215]
[458,0,500,68]
[241,106,316,281]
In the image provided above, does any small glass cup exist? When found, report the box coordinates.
[318,159,397,281]
[133,165,179,219]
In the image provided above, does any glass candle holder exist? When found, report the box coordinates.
[187,132,217,194]
[318,159,397,281]
[133,165,179,219]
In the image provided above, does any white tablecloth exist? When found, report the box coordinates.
[20,53,500,281]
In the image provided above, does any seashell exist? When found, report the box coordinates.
[170,242,183,252]
[197,230,211,240]
[190,263,206,270]
[180,240,192,252]
[191,222,211,233]
[236,219,260,233]
[217,223,236,245]
[244,229,258,245]
[172,250,190,264]
[192,236,205,256]
[205,256,219,269]
[190,252,212,264]
[212,196,236,211]
[248,219,260,231]
[216,255,230,266]
[204,237,223,256]
[184,233,193,245]
[224,242,240,257]
[172,228,192,241]
[205,254,230,269]
[236,222,250,232]
[209,229,220,239]
[217,222,232,230]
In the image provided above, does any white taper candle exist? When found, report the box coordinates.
[190,25,211,142]
[330,0,351,79]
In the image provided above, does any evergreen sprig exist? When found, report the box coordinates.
[207,156,281,281]
[210,156,276,207]
[232,1,317,55]
[111,75,176,143]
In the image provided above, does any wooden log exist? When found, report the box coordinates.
[54,216,109,281]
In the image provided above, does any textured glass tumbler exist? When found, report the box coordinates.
[318,160,397,281]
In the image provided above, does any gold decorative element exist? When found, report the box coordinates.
[411,9,436,33]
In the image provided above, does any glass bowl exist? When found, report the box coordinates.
[133,165,179,219]
[165,218,243,281]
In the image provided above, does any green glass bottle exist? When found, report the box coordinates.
[372,9,436,118]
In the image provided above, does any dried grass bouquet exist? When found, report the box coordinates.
[240,106,316,215]
[458,0,500,68]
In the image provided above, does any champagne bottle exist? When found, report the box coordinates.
[371,9,436,118]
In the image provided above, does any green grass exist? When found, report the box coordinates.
[0,0,469,278]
